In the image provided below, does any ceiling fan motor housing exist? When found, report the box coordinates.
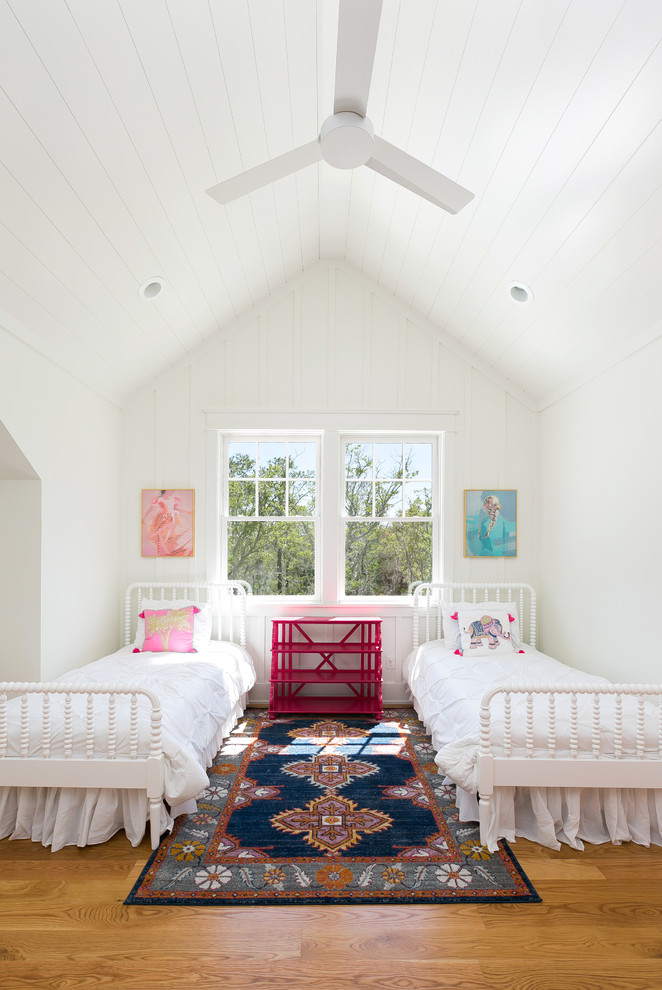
[319,111,375,168]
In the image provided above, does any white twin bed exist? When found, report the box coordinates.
[0,582,256,851]
[406,582,662,852]
[5,578,660,857]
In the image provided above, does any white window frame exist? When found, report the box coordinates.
[206,411,454,604]
[337,432,440,603]
[220,431,322,602]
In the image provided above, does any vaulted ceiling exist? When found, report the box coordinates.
[1,0,660,410]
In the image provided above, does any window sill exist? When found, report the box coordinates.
[244,598,416,618]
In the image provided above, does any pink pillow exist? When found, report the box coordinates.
[133,606,200,654]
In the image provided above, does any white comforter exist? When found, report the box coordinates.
[406,640,662,850]
[0,641,256,850]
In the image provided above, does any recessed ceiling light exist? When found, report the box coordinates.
[509,281,533,304]
[138,276,166,300]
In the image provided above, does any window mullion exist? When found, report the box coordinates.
[321,431,340,603]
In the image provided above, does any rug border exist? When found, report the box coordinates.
[125,833,541,905]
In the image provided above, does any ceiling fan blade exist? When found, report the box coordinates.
[334,0,383,117]
[366,136,474,214]
[206,140,322,205]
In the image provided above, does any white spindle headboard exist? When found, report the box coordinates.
[124,582,248,648]
[412,582,537,651]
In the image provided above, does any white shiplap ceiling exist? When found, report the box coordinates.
[1,0,661,409]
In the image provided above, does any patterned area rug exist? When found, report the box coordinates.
[126,710,540,905]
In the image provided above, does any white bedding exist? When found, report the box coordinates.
[0,641,256,850]
[406,639,662,850]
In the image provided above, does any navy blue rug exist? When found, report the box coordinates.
[126,710,540,905]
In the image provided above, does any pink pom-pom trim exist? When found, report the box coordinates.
[138,606,200,617]
[454,648,462,655]
[451,612,458,620]
[509,614,515,623]
[132,648,140,653]
[518,649,525,654]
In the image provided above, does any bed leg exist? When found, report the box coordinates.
[149,799,162,849]
[478,793,492,850]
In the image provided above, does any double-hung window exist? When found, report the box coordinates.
[343,439,434,596]
[225,437,318,596]
[221,431,438,599]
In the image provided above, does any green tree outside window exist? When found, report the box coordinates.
[225,437,434,597]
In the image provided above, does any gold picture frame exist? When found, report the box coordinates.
[464,489,517,558]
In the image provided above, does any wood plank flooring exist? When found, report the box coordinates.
[1,833,661,989]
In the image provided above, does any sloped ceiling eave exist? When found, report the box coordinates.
[126,259,541,414]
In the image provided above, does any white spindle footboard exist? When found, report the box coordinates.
[0,682,164,849]
[478,683,662,851]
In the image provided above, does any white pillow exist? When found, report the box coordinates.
[134,598,212,652]
[442,601,522,652]
[457,608,515,657]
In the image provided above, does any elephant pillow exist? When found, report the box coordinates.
[456,608,517,657]
[443,602,522,652]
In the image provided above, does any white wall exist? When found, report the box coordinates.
[0,481,40,681]
[0,326,123,679]
[539,334,662,682]
[123,263,539,702]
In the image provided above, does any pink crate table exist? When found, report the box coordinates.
[269,616,383,719]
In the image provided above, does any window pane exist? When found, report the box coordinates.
[345,442,373,479]
[345,521,433,596]
[375,481,402,517]
[289,481,315,516]
[406,443,432,480]
[405,481,432,517]
[227,521,315,595]
[258,480,286,516]
[258,442,287,477]
[228,442,256,478]
[289,443,316,478]
[375,443,403,479]
[345,481,373,516]
[228,480,255,516]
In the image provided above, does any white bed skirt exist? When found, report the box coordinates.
[0,697,247,851]
[452,777,662,851]
[410,682,662,851]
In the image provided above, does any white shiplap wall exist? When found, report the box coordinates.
[123,262,538,702]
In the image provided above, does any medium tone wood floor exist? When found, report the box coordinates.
[1,833,661,989]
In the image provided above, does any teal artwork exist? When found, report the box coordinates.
[464,490,517,558]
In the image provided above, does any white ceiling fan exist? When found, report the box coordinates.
[206,0,474,214]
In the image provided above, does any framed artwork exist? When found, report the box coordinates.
[464,489,517,558]
[141,489,195,557]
